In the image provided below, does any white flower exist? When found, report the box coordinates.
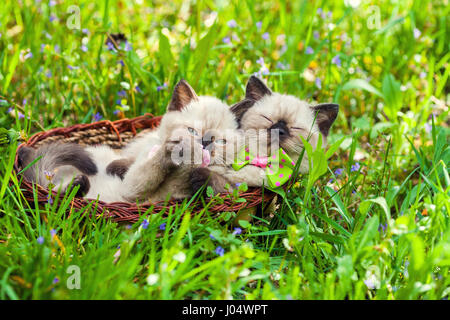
[173,251,186,263]
[146,273,159,285]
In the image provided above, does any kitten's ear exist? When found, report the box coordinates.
[167,80,199,111]
[311,103,339,137]
[230,99,255,125]
[245,76,272,101]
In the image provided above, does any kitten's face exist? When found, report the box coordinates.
[232,76,338,172]
[159,81,241,166]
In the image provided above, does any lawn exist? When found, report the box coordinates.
[0,0,449,300]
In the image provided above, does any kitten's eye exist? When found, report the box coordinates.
[187,127,199,136]
[215,139,227,145]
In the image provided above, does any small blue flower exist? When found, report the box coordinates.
[159,223,166,230]
[81,45,88,52]
[332,55,341,67]
[262,32,269,40]
[135,86,142,93]
[233,227,242,235]
[315,77,322,89]
[215,246,225,256]
[82,28,90,35]
[350,162,360,172]
[141,219,149,229]
[92,112,102,122]
[227,20,237,28]
[53,277,59,284]
[222,37,231,44]
[50,229,56,237]
[334,168,344,176]
[305,46,314,54]
[117,90,127,97]
[124,41,132,52]
[157,83,168,92]
[256,21,262,29]
[209,233,215,240]
[118,60,125,66]
[37,236,44,244]
[313,31,320,40]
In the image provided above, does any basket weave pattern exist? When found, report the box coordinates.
[14,114,274,223]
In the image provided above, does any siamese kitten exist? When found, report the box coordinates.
[194,76,339,190]
[18,80,242,203]
[115,80,242,202]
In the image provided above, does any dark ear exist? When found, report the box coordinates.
[230,99,255,126]
[245,76,272,101]
[311,103,339,137]
[167,80,199,112]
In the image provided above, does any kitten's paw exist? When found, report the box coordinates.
[106,158,133,180]
[67,174,90,197]
[165,138,203,167]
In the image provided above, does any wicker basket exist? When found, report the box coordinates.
[13,114,275,223]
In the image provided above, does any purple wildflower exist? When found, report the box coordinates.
[413,28,421,39]
[313,31,320,40]
[47,194,53,205]
[50,229,56,237]
[124,41,132,52]
[141,219,149,229]
[82,28,90,35]
[209,233,215,240]
[52,277,59,284]
[215,246,225,256]
[425,123,432,133]
[23,52,33,60]
[334,168,344,176]
[256,21,262,29]
[157,83,168,91]
[49,0,57,6]
[159,223,166,230]
[118,60,125,66]
[46,70,52,78]
[332,55,341,67]
[54,44,60,53]
[305,46,314,54]
[227,20,237,28]
[315,77,322,89]
[256,57,265,66]
[37,236,44,244]
[92,112,102,122]
[135,86,142,93]
[49,15,57,22]
[107,42,115,51]
[113,109,120,115]
[222,37,231,44]
[262,32,269,40]
[350,162,360,172]
[117,90,127,97]
[81,45,88,52]
[233,227,242,235]
[235,182,242,188]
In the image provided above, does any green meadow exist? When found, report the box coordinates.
[0,0,449,299]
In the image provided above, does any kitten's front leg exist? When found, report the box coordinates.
[221,165,268,188]
[121,138,202,202]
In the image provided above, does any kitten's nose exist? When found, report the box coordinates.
[270,121,290,139]
[202,137,213,149]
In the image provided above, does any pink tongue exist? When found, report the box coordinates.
[201,149,211,167]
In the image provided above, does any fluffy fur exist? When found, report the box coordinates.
[205,76,339,188]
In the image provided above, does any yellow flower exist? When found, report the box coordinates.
[363,56,372,65]
[375,56,383,64]
[308,60,318,69]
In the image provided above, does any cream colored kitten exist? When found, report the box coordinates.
[198,76,339,189]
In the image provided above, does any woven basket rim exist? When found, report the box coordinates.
[13,114,275,222]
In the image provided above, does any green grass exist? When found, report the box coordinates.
[0,0,449,300]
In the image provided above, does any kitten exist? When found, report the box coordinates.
[18,80,241,203]
[196,76,339,189]
[116,80,242,202]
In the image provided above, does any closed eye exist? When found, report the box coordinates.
[260,114,273,124]
[291,127,306,131]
